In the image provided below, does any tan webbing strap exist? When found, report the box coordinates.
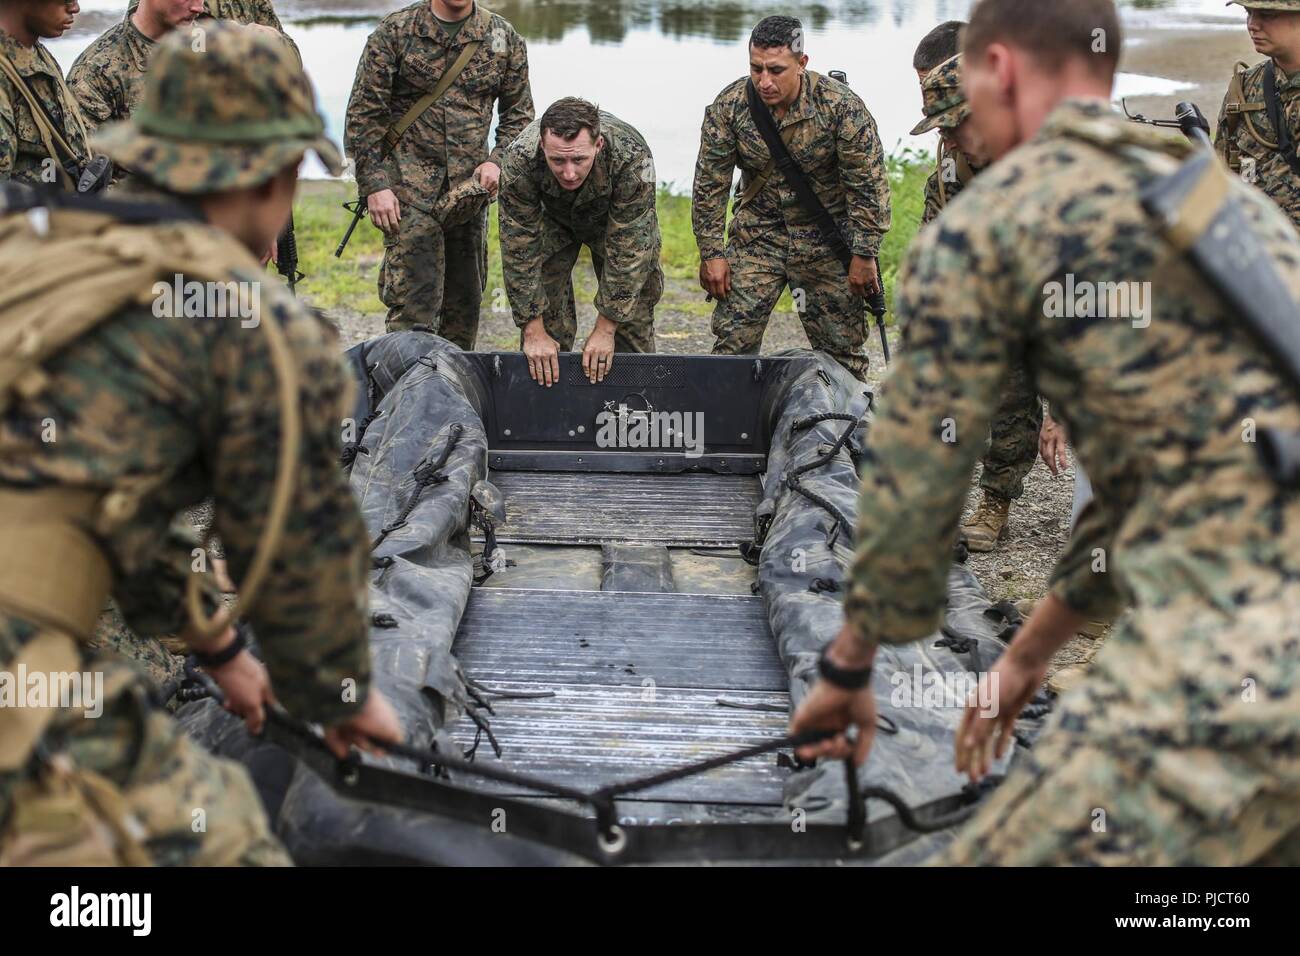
[737,74,817,212]
[0,52,79,189]
[1165,158,1230,252]
[1226,61,1276,153]
[0,630,83,771]
[381,40,482,156]
[0,488,109,641]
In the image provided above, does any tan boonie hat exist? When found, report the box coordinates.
[92,21,341,194]
[434,175,491,226]
[1226,1,1300,10]
[911,53,970,136]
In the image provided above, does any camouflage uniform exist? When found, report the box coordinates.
[67,18,155,133]
[0,28,89,187]
[74,0,297,136]
[692,71,891,383]
[346,2,534,347]
[845,99,1300,864]
[0,24,371,866]
[125,0,288,30]
[912,54,1041,515]
[920,143,977,227]
[1215,57,1300,230]
[498,111,661,353]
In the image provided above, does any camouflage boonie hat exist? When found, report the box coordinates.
[434,175,491,226]
[1226,1,1300,10]
[911,53,970,136]
[92,21,341,194]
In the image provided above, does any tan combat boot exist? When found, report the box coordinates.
[961,493,1011,552]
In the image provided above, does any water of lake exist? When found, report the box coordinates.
[50,0,1242,186]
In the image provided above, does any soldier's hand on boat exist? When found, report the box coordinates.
[207,646,275,737]
[955,594,1081,781]
[323,689,403,759]
[790,624,877,766]
[582,316,617,383]
[367,188,401,233]
[523,317,562,386]
[847,255,880,299]
[699,256,732,299]
[954,649,1047,783]
[474,161,502,196]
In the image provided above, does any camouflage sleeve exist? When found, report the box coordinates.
[921,167,943,227]
[498,151,548,328]
[488,29,534,168]
[691,95,737,261]
[594,147,658,324]
[251,0,285,31]
[66,57,115,134]
[1045,493,1126,622]
[0,87,16,180]
[208,288,372,723]
[113,518,223,638]
[837,95,891,259]
[843,220,1014,648]
[345,25,399,198]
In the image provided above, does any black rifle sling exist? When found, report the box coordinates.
[1263,61,1300,177]
[745,78,853,271]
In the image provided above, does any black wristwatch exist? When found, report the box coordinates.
[193,627,247,669]
[817,645,873,690]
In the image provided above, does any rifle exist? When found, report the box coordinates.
[1138,98,1300,487]
[276,213,304,294]
[334,198,366,258]
[1122,99,1212,146]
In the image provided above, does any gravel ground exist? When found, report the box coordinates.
[323,269,1101,680]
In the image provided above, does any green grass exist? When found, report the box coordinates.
[293,151,932,317]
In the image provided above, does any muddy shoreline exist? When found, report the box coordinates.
[1123,23,1258,123]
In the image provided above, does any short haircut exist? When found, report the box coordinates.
[913,21,966,73]
[540,97,601,143]
[964,0,1121,78]
[750,15,804,55]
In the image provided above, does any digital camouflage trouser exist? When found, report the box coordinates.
[978,360,1042,502]
[710,224,869,383]
[379,203,486,350]
[524,240,660,354]
[0,653,290,866]
[935,698,1300,865]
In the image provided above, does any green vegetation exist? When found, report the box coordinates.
[293,150,933,319]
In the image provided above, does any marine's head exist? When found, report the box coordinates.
[0,0,80,41]
[748,15,808,110]
[911,54,988,166]
[539,97,605,192]
[961,0,1121,161]
[913,20,965,85]
[1229,2,1300,60]
[91,21,340,256]
[133,0,207,34]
